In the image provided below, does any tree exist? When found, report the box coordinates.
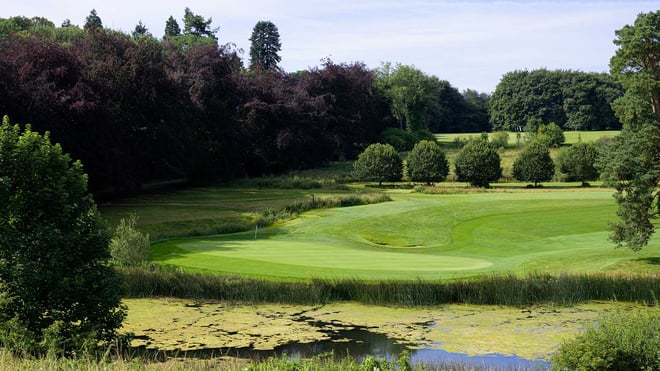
[0,116,125,354]
[352,143,402,186]
[183,7,218,39]
[557,141,600,186]
[454,138,502,188]
[538,122,565,147]
[132,20,149,37]
[597,11,660,250]
[249,21,282,72]
[407,140,449,185]
[83,9,102,31]
[164,15,181,37]
[512,140,555,187]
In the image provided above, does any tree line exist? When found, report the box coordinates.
[0,10,625,195]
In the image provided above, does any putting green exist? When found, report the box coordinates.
[152,190,659,280]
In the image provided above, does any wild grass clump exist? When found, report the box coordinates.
[122,270,659,307]
[232,175,350,190]
[552,307,660,370]
[254,193,390,227]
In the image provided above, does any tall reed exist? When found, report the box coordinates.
[122,269,659,307]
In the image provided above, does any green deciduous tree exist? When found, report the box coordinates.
[407,140,449,185]
[0,116,125,354]
[538,122,565,148]
[249,21,282,72]
[353,143,402,186]
[597,11,660,250]
[454,137,502,188]
[557,141,600,186]
[512,140,555,187]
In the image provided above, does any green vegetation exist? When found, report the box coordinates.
[553,307,660,370]
[597,10,660,251]
[352,143,402,186]
[454,137,502,187]
[144,190,658,281]
[0,117,125,355]
[110,214,150,267]
[406,140,449,184]
[512,140,555,187]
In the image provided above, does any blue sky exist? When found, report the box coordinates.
[4,1,658,92]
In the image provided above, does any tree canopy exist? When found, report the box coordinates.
[407,140,449,185]
[249,21,282,72]
[490,69,623,131]
[454,137,502,188]
[598,11,660,250]
[557,141,600,186]
[0,116,125,354]
[512,140,555,187]
[352,143,402,186]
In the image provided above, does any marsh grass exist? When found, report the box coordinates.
[121,269,659,307]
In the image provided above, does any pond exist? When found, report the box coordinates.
[122,299,621,369]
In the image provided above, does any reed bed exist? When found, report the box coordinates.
[121,269,659,307]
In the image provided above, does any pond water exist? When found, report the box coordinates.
[133,322,550,370]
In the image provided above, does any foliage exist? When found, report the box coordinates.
[406,140,449,184]
[249,21,282,72]
[182,7,218,39]
[0,116,125,355]
[110,214,150,267]
[597,11,660,250]
[352,143,402,186]
[557,141,600,186]
[374,62,471,134]
[164,15,180,37]
[132,20,149,38]
[462,89,492,132]
[490,69,623,131]
[454,138,502,187]
[512,140,555,187]
[380,127,418,151]
[490,130,509,149]
[553,308,660,371]
[538,122,565,147]
[83,9,102,31]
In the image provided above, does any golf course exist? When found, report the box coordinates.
[145,187,658,280]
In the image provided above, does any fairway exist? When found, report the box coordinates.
[152,190,659,280]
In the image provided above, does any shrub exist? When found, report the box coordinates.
[454,138,502,188]
[553,308,660,370]
[557,141,600,186]
[512,140,555,187]
[380,127,417,151]
[406,140,449,185]
[110,213,151,267]
[490,131,509,149]
[352,143,402,186]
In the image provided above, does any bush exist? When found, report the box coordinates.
[553,308,660,370]
[512,140,555,187]
[454,138,502,188]
[557,141,600,186]
[490,131,509,149]
[110,213,150,267]
[352,143,402,186]
[406,140,449,185]
[380,127,417,151]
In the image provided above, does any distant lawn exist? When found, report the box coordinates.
[436,130,619,146]
[151,189,659,280]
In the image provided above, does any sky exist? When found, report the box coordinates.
[4,1,658,92]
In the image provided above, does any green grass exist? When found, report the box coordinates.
[435,130,619,146]
[149,190,659,280]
